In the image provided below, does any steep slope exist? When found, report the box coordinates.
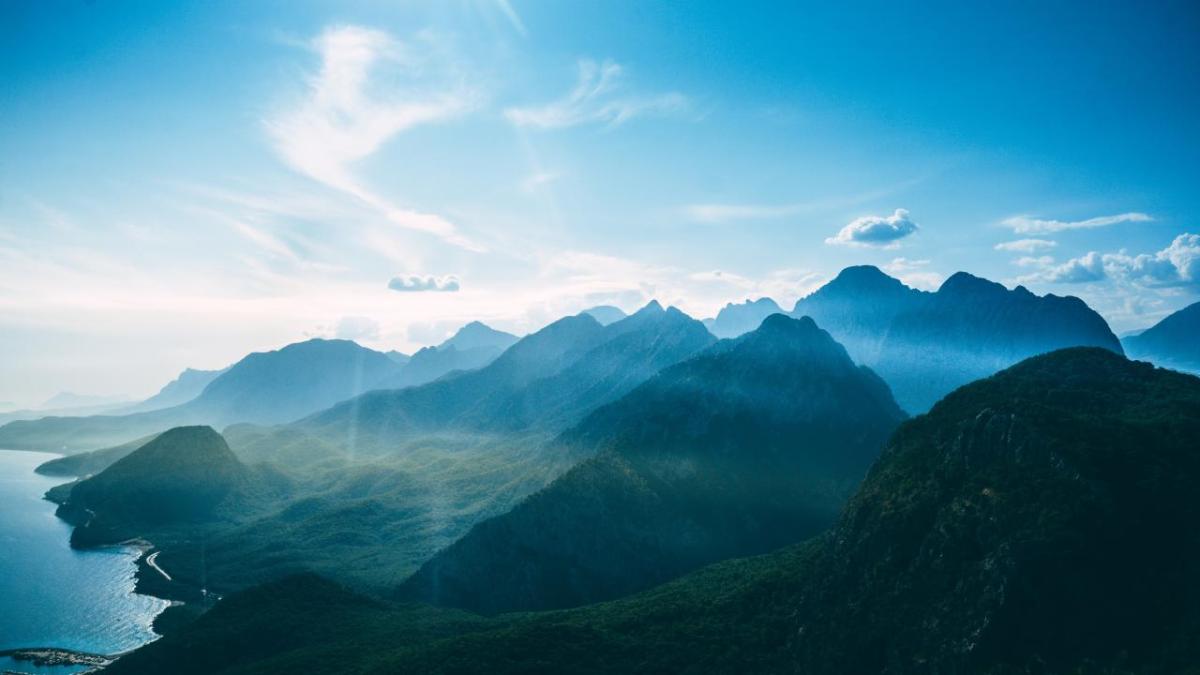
[35,434,159,478]
[299,303,714,451]
[120,367,227,414]
[792,265,927,364]
[792,266,1123,413]
[378,322,518,390]
[581,305,627,326]
[0,339,403,451]
[1123,300,1200,373]
[874,272,1124,411]
[704,297,784,338]
[109,349,1200,675]
[397,315,904,614]
[57,426,249,545]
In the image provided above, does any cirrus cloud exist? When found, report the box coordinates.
[505,59,687,129]
[995,238,1057,253]
[1002,212,1151,235]
[825,208,919,248]
[388,274,461,292]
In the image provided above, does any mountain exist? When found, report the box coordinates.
[40,391,130,409]
[120,367,227,414]
[35,434,159,478]
[873,272,1124,411]
[397,314,904,614]
[792,266,1123,412]
[378,322,518,390]
[581,305,627,326]
[792,265,927,364]
[0,338,403,452]
[385,350,410,365]
[107,348,1200,675]
[56,426,249,546]
[1123,301,1200,373]
[703,297,783,338]
[299,302,714,450]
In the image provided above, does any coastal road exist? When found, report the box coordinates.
[145,551,172,582]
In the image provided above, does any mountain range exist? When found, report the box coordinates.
[793,266,1123,412]
[102,347,1200,674]
[397,314,905,614]
[1123,300,1200,373]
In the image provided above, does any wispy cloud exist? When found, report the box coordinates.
[388,274,461,292]
[995,238,1056,253]
[884,257,943,290]
[826,209,919,248]
[266,26,481,250]
[495,0,528,37]
[505,59,686,129]
[1002,212,1151,234]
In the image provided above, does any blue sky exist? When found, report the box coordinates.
[1,0,1198,405]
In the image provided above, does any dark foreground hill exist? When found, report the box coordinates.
[55,426,251,546]
[1123,300,1200,373]
[107,348,1200,674]
[397,314,905,614]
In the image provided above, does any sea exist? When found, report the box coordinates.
[0,449,169,674]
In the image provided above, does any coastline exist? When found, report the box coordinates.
[0,451,175,673]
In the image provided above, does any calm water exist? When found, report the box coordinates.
[0,449,169,673]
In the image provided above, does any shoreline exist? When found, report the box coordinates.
[0,647,114,671]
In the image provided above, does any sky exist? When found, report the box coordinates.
[1,0,1198,406]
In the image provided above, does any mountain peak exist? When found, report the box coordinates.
[440,321,518,352]
[580,305,627,326]
[635,299,665,315]
[937,271,1007,296]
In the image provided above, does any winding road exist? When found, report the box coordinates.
[145,551,172,582]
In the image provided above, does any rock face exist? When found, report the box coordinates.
[1123,300,1200,373]
[703,297,784,338]
[397,314,905,614]
[793,266,1123,412]
[784,347,1200,673]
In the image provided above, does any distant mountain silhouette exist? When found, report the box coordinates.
[0,339,403,451]
[793,266,1122,412]
[377,322,518,390]
[703,297,784,338]
[120,367,228,414]
[397,314,904,614]
[299,302,715,450]
[581,305,627,325]
[1123,301,1200,373]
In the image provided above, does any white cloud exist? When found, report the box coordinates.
[883,257,943,290]
[1002,212,1151,234]
[825,209,919,248]
[995,238,1056,253]
[1103,233,1200,286]
[266,25,481,250]
[1014,255,1055,268]
[1022,234,1199,287]
[505,59,686,129]
[388,275,461,292]
[1041,252,1107,283]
